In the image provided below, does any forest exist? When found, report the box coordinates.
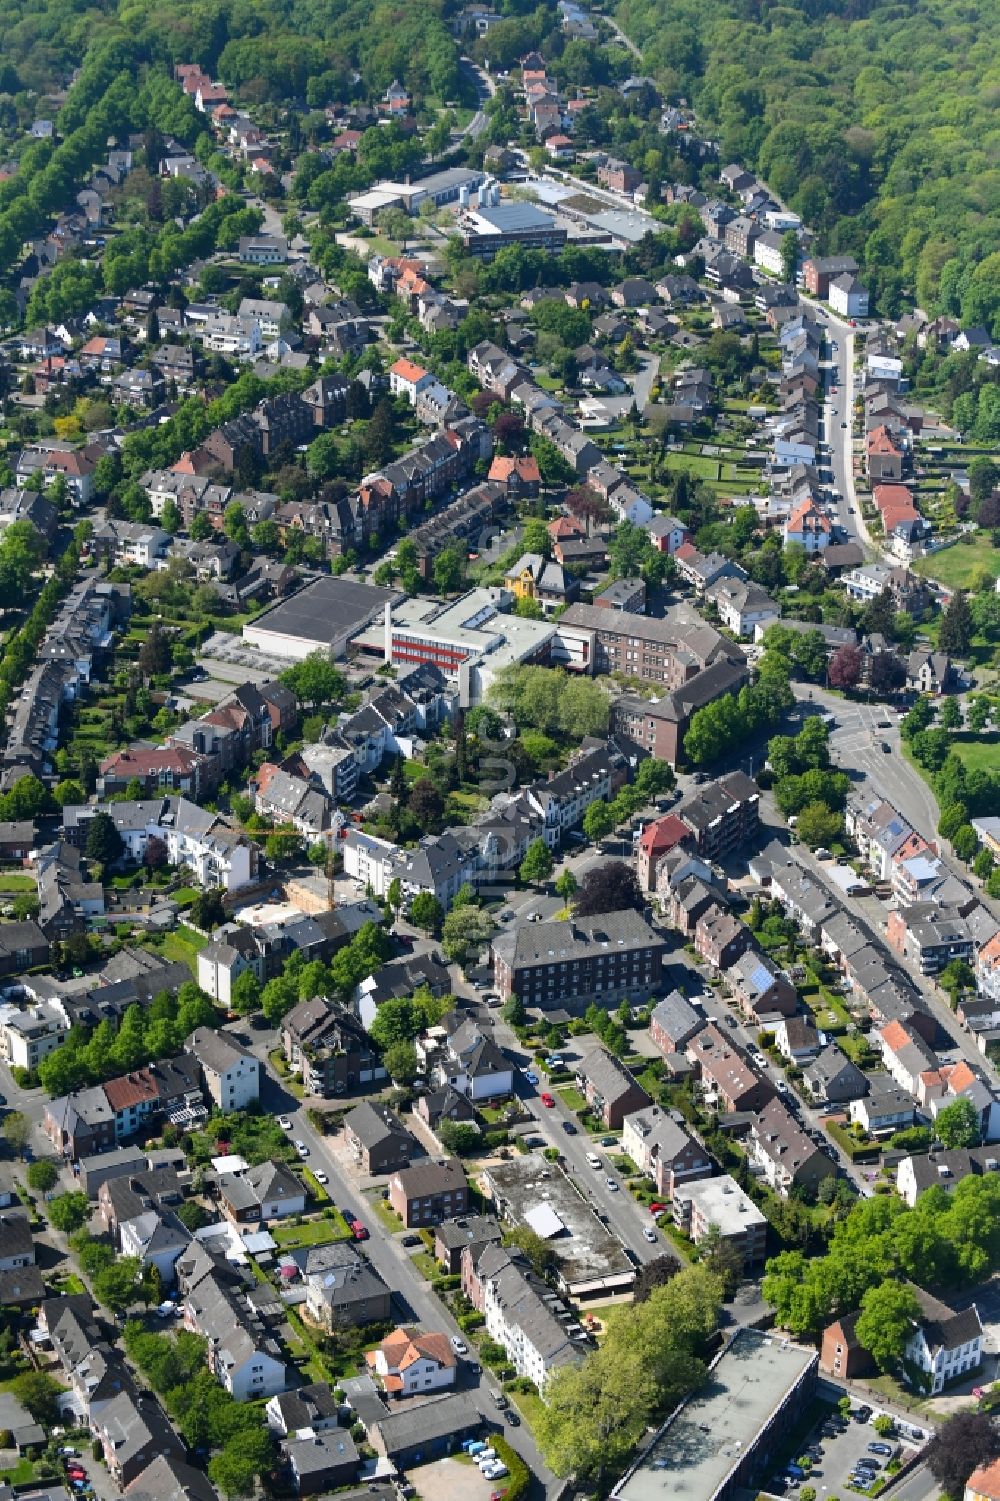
[616,0,1000,328]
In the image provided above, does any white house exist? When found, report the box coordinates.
[428,1019,514,1102]
[163,799,256,892]
[0,1001,67,1072]
[478,1245,582,1389]
[366,1327,456,1396]
[342,829,396,897]
[185,1027,260,1113]
[829,274,869,319]
[783,497,832,553]
[118,1210,190,1285]
[197,928,263,1009]
[705,577,779,639]
[388,358,435,405]
[608,488,654,527]
[754,231,785,276]
[903,1287,982,1395]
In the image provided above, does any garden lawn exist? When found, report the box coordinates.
[0,873,34,891]
[912,540,1000,590]
[159,924,204,975]
[270,1213,352,1249]
[556,1085,587,1112]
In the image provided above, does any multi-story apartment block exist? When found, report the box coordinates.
[492,910,666,1011]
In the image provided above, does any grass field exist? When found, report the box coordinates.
[0,873,34,891]
[912,539,1000,590]
[951,736,1000,774]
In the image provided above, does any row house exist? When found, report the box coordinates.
[886,903,974,976]
[468,1243,582,1389]
[749,1097,836,1198]
[523,738,629,848]
[177,1241,286,1400]
[686,1024,776,1113]
[44,1056,203,1159]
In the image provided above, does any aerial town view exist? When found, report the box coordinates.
[1,4,1000,1501]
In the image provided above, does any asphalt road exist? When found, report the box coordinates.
[257,1058,558,1494]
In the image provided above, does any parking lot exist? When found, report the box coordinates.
[412,1455,502,1501]
[772,1408,912,1499]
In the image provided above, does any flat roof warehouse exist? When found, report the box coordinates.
[243,576,400,660]
[613,1329,817,1501]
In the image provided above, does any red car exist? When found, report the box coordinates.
[540,1092,555,1107]
[649,1201,667,1215]
[350,1219,369,1241]
[67,1471,86,1482]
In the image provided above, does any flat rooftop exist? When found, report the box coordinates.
[485,1154,634,1296]
[468,201,557,234]
[245,576,398,647]
[352,587,555,671]
[614,1328,817,1501]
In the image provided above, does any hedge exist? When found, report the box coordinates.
[493,1437,529,1501]
[825,1119,880,1162]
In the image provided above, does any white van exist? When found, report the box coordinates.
[586,1152,602,1169]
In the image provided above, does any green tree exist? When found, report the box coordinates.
[383,1040,418,1084]
[11,1371,62,1426]
[230,968,261,1016]
[953,824,980,862]
[502,993,526,1025]
[409,892,444,933]
[555,869,578,902]
[85,811,124,866]
[974,848,995,881]
[438,1121,482,1155]
[793,800,843,849]
[48,1191,90,1233]
[855,1282,921,1370]
[93,1257,143,1315]
[935,1096,981,1149]
[2,1111,30,1158]
[441,904,495,966]
[433,547,464,594]
[27,1159,58,1192]
[939,697,962,730]
[583,799,615,843]
[780,228,799,283]
[520,838,554,885]
[939,590,973,657]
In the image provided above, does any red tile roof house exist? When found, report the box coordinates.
[488,454,541,498]
[637,813,691,891]
[366,1327,456,1397]
[98,745,202,798]
[866,424,904,481]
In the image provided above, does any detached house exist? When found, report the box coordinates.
[344,1102,416,1175]
[366,1327,456,1397]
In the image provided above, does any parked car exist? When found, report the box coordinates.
[605,1176,619,1191]
[401,1233,421,1247]
[349,1219,368,1241]
[278,1117,292,1131]
[586,1152,602,1168]
[523,1069,539,1085]
[450,1335,469,1355]
[295,1140,309,1158]
[643,1226,658,1243]
[314,1171,329,1186]
[540,1092,555,1107]
[562,1120,577,1135]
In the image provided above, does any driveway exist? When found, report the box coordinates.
[598,352,659,420]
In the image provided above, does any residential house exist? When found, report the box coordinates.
[649,991,704,1055]
[219,1160,306,1224]
[848,1080,915,1136]
[686,1024,776,1113]
[281,996,387,1098]
[343,1102,416,1175]
[802,1045,867,1106]
[387,1159,468,1227]
[299,1242,392,1332]
[184,1028,260,1113]
[621,1106,711,1197]
[574,1048,650,1130]
[749,1097,836,1197]
[672,1175,767,1269]
[366,1327,456,1397]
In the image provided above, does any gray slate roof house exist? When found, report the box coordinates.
[343,1101,416,1175]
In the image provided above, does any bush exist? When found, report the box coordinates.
[493,1437,530,1501]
